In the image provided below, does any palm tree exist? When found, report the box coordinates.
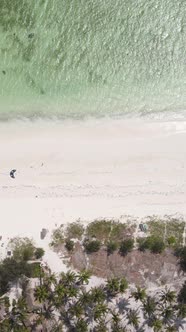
[60,271,76,286]
[110,310,122,331]
[142,296,157,319]
[16,297,28,312]
[0,317,29,332]
[93,303,108,321]
[0,298,29,332]
[149,318,163,332]
[54,283,65,299]
[77,269,91,285]
[66,285,79,298]
[44,273,57,287]
[12,296,29,328]
[119,277,128,293]
[127,309,140,329]
[160,288,176,304]
[1,296,10,314]
[34,284,49,303]
[90,286,106,304]
[33,305,56,331]
[165,326,177,332]
[106,278,120,296]
[69,303,84,320]
[176,303,186,318]
[78,290,92,307]
[161,306,175,325]
[132,286,146,302]
[75,318,88,332]
[106,277,128,298]
[0,319,12,332]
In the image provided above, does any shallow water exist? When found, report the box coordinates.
[0,0,185,120]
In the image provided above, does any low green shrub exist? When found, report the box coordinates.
[119,239,134,256]
[86,220,112,242]
[35,247,45,259]
[66,222,84,240]
[151,239,165,254]
[167,236,176,246]
[84,240,101,253]
[110,222,127,242]
[50,226,64,246]
[107,241,118,255]
[30,262,43,278]
[65,239,75,252]
[8,237,35,262]
[147,218,165,239]
[138,236,165,254]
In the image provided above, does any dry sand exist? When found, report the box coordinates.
[0,118,186,271]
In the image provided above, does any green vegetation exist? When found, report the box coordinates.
[8,238,45,261]
[84,239,101,253]
[50,225,64,246]
[30,262,43,278]
[132,286,146,302]
[110,222,133,242]
[34,247,45,259]
[0,237,45,295]
[147,217,165,239]
[106,241,118,255]
[106,277,128,295]
[166,219,185,246]
[0,270,185,331]
[137,216,186,254]
[138,236,165,253]
[151,238,165,254]
[9,237,35,261]
[65,222,84,240]
[65,239,75,252]
[119,239,134,256]
[146,216,185,246]
[85,219,135,245]
[0,258,41,295]
[86,219,112,242]
[167,236,176,246]
[175,247,186,272]
[0,217,186,330]
[50,217,186,262]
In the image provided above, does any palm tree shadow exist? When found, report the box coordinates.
[116,297,131,314]
[174,318,186,330]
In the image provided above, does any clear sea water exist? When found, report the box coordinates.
[0,0,185,121]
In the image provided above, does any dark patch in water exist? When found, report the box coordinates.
[28,33,34,39]
[0,0,35,32]
[22,40,35,62]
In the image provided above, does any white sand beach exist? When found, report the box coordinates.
[0,118,186,270]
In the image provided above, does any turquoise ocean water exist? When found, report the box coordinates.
[0,0,185,121]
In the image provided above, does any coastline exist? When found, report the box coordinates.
[0,117,186,269]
